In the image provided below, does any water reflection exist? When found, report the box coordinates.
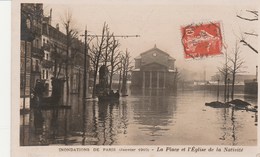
[80,99,129,145]
[219,108,228,141]
[230,108,236,145]
[132,93,176,141]
[130,88,176,97]
[20,90,257,146]
[20,107,70,145]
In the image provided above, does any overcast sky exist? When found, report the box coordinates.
[43,0,259,79]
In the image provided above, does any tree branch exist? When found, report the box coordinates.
[244,32,258,37]
[246,10,258,17]
[240,39,258,53]
[236,15,258,21]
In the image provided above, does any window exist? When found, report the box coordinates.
[36,39,39,48]
[46,54,49,60]
[35,60,39,72]
[42,70,45,79]
[46,70,49,79]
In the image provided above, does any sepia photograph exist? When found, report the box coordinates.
[13,0,259,156]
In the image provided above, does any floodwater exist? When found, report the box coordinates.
[20,89,257,146]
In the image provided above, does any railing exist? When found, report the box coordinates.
[42,43,51,52]
[42,59,53,69]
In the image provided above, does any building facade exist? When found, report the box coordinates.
[20,4,89,109]
[21,4,44,109]
[131,45,177,90]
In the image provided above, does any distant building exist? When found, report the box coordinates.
[211,73,256,85]
[131,45,177,89]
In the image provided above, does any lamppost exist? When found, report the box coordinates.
[83,29,88,100]
[227,78,230,102]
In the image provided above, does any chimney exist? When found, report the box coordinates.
[49,8,52,25]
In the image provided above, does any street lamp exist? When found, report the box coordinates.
[82,29,88,100]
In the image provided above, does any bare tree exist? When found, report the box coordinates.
[218,50,230,102]
[228,41,245,100]
[237,10,258,54]
[61,10,78,98]
[121,49,132,95]
[89,22,108,98]
[50,44,64,79]
[108,35,121,90]
[102,27,113,66]
[117,59,123,91]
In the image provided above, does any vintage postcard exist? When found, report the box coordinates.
[12,0,260,156]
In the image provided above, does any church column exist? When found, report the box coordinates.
[149,71,152,89]
[142,71,145,89]
[157,71,160,89]
[163,72,166,89]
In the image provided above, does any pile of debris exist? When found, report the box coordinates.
[205,99,257,112]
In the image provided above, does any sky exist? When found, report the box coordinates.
[43,0,259,80]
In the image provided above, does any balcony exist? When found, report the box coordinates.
[42,43,51,52]
[42,59,53,69]
[31,47,44,59]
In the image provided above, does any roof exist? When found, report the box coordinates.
[134,55,141,60]
[139,45,176,60]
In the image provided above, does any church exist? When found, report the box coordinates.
[131,45,177,90]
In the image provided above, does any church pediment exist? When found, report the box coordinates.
[134,45,176,71]
[141,47,170,58]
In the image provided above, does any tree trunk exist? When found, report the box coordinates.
[118,68,122,91]
[92,62,99,98]
[121,68,127,95]
[109,71,113,90]
[224,74,227,102]
[65,61,69,98]
[78,68,81,97]
[231,72,236,100]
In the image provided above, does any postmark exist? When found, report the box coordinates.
[181,22,223,59]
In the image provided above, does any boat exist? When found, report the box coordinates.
[96,65,120,102]
[98,92,120,102]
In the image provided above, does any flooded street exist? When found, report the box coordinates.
[20,89,257,146]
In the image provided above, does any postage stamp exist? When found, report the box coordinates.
[181,22,223,59]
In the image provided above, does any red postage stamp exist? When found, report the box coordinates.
[181,22,223,59]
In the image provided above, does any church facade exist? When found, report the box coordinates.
[131,45,177,90]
